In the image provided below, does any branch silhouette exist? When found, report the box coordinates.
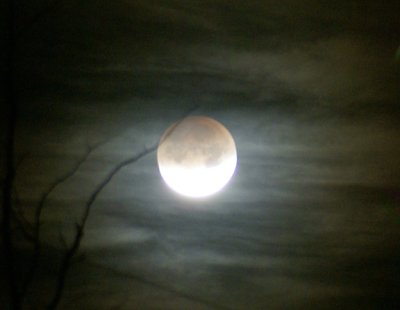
[47,106,199,309]
[20,141,105,303]
[3,1,202,308]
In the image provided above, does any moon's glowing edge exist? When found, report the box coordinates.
[159,154,237,198]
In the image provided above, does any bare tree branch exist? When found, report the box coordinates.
[47,146,158,310]
[8,154,38,248]
[46,224,82,310]
[11,208,35,243]
[20,141,104,302]
[13,187,33,227]
[47,106,199,309]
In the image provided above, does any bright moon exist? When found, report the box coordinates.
[157,116,237,198]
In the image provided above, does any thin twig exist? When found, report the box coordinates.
[11,208,35,243]
[20,142,103,301]
[11,156,36,243]
[47,106,199,309]
[13,188,34,230]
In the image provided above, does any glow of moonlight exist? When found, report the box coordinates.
[157,116,237,198]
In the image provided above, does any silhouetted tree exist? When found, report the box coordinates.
[2,2,207,310]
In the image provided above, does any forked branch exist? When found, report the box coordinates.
[48,106,199,309]
[21,141,105,301]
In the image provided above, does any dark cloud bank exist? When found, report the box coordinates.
[1,0,400,309]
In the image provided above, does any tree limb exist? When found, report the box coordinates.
[20,141,104,301]
[47,106,199,309]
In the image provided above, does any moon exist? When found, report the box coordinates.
[157,116,237,198]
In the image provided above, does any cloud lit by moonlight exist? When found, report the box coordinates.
[157,116,237,198]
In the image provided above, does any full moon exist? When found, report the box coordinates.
[157,116,237,198]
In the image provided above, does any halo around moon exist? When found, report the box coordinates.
[157,116,237,198]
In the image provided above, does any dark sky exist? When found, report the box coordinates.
[2,0,400,309]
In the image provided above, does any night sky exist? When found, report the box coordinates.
[2,0,400,309]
